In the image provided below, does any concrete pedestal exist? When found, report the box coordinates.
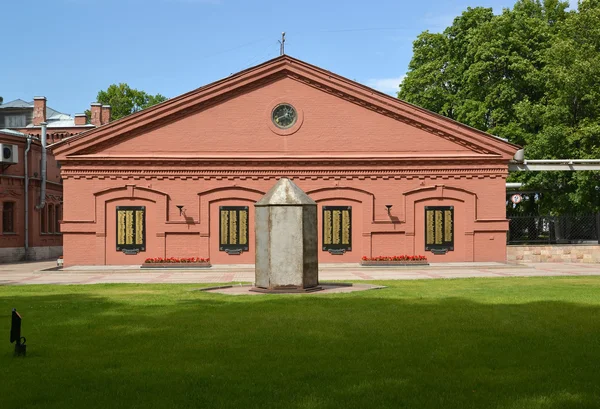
[253,178,320,292]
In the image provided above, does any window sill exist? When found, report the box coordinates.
[1,232,17,235]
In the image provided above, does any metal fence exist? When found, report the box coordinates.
[507,214,600,244]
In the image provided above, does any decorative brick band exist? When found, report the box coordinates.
[63,173,507,181]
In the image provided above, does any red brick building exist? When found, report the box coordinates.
[54,56,520,267]
[0,97,110,262]
[0,96,112,142]
[0,129,63,261]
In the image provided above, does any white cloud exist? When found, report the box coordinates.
[365,76,405,95]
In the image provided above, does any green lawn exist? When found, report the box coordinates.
[1,277,599,409]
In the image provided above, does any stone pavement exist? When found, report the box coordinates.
[0,261,599,285]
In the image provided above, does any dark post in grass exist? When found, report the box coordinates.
[10,309,26,356]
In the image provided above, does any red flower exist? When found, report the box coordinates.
[361,255,428,262]
[143,257,211,264]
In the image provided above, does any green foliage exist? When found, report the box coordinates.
[86,83,167,121]
[1,279,600,408]
[399,0,600,213]
[0,96,3,105]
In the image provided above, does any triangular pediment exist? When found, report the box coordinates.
[53,56,520,162]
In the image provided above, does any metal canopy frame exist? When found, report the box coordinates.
[509,159,600,172]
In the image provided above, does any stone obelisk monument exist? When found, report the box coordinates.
[252,178,321,293]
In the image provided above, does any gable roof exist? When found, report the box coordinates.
[0,99,64,121]
[0,99,32,109]
[52,55,520,160]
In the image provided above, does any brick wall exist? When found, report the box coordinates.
[55,67,517,267]
[0,246,62,263]
[507,245,600,263]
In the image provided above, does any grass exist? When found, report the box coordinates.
[1,277,600,409]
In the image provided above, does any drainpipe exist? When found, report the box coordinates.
[35,122,47,211]
[24,136,32,259]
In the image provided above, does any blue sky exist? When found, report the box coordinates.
[1,0,537,116]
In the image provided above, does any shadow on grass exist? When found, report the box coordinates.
[0,285,598,409]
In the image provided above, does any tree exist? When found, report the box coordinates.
[521,0,600,211]
[399,0,600,213]
[0,96,3,104]
[86,83,167,121]
[398,7,495,122]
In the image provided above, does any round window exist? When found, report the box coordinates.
[271,103,297,129]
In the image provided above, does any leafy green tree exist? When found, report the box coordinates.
[86,83,167,121]
[399,7,495,122]
[0,96,3,104]
[400,0,600,213]
[522,0,600,212]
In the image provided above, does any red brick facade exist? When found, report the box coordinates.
[0,131,63,262]
[54,56,520,267]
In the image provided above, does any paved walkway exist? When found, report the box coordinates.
[0,261,599,285]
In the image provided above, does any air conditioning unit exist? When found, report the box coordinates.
[0,144,18,164]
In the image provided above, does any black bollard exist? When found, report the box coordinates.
[10,309,26,357]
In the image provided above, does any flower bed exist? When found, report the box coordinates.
[141,257,211,269]
[360,255,429,266]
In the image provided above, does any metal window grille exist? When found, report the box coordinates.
[116,206,146,254]
[219,206,249,254]
[322,206,352,254]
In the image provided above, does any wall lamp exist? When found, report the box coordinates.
[385,205,393,214]
[176,205,185,216]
